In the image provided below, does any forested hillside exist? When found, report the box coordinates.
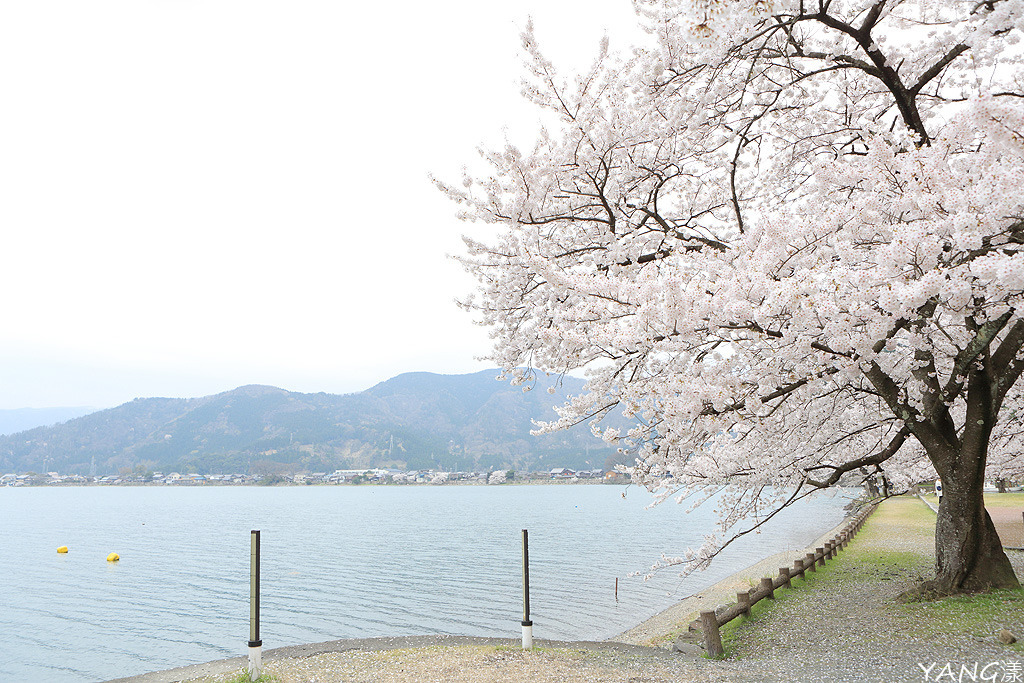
[0,371,620,476]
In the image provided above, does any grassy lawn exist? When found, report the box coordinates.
[920,491,1024,509]
[859,495,935,541]
[985,492,1024,508]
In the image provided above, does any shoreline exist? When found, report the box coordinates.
[2,477,623,488]
[612,512,857,647]
[106,636,679,683]
[107,509,860,683]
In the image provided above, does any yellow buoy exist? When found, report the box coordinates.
[57,546,68,554]
[106,552,120,562]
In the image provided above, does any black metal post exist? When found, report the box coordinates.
[249,529,261,648]
[248,530,263,680]
[521,529,533,648]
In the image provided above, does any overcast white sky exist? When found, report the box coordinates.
[0,0,645,409]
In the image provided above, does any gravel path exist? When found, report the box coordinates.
[113,636,764,683]
[613,513,860,650]
[726,497,1024,683]
[246,643,756,683]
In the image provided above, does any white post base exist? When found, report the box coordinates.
[521,623,533,650]
[247,644,262,681]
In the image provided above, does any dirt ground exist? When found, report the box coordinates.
[989,507,1024,547]
[921,492,1024,548]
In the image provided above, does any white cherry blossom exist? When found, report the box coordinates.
[441,0,1024,595]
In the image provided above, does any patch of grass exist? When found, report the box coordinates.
[727,496,1023,657]
[923,491,1024,509]
[718,521,924,657]
[985,492,1024,508]
[853,549,929,567]
[856,497,935,541]
[722,497,935,658]
[685,497,1024,664]
[836,547,931,584]
[217,671,281,683]
[902,587,1024,652]
[720,563,840,658]
[719,594,779,656]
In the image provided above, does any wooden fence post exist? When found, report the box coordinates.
[692,503,886,659]
[701,611,724,657]
[737,590,752,617]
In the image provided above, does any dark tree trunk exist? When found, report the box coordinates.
[924,466,1019,594]
[920,376,1019,594]
[866,314,1024,598]
[906,345,1022,596]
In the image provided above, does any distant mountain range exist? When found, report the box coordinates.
[0,370,624,476]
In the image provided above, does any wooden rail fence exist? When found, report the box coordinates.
[694,502,879,657]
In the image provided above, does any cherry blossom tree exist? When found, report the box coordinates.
[439,0,1024,595]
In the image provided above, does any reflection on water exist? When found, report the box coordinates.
[0,484,853,681]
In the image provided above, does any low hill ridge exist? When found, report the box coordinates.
[0,370,619,476]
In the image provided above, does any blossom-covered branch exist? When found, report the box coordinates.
[444,0,1024,593]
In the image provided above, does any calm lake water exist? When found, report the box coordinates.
[0,484,854,682]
